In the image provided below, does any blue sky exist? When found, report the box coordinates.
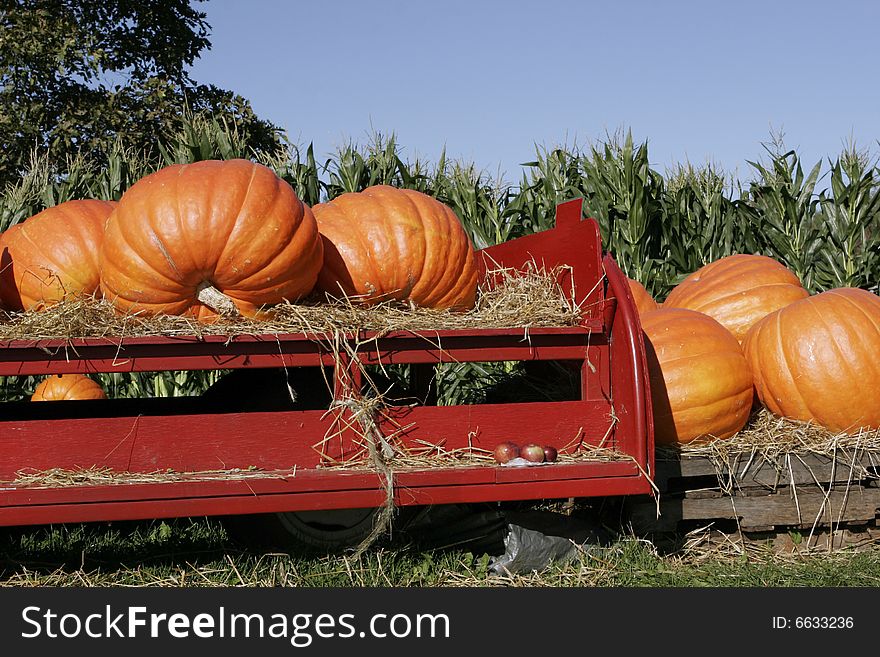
[189,0,879,183]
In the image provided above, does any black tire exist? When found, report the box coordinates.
[261,503,507,554]
[226,506,415,553]
[271,507,382,552]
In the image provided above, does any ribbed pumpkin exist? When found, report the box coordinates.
[312,186,478,310]
[663,254,809,342]
[100,159,323,320]
[743,287,880,433]
[0,199,116,311]
[31,374,107,401]
[641,308,754,445]
[627,278,658,315]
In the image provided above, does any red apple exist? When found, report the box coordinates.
[543,446,558,462]
[520,443,545,463]
[493,441,520,464]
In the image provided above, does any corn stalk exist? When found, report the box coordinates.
[658,163,746,293]
[743,147,825,291]
[432,161,512,249]
[814,145,880,292]
[580,131,665,286]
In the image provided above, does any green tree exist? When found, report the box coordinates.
[0,0,281,186]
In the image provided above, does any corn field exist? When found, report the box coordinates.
[1,112,879,400]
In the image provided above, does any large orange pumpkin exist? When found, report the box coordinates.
[31,374,107,401]
[663,254,809,342]
[627,277,658,315]
[641,308,754,445]
[743,287,880,433]
[0,199,116,311]
[312,186,478,310]
[100,159,323,320]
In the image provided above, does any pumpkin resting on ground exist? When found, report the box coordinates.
[31,374,107,401]
[663,253,809,342]
[0,199,116,311]
[312,185,479,310]
[641,307,754,445]
[100,159,323,321]
[743,287,880,433]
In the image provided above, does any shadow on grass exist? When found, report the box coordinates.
[0,501,612,584]
[0,516,244,577]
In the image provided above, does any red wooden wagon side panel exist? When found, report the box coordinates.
[0,199,654,527]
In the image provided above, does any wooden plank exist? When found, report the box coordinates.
[693,487,880,528]
[1,461,636,507]
[0,326,604,376]
[663,523,880,552]
[683,489,724,499]
[0,470,652,527]
[605,254,653,481]
[653,451,880,491]
[0,326,600,351]
[493,460,636,484]
[0,399,615,480]
[0,409,333,478]
[629,485,880,532]
[478,201,604,311]
[377,400,614,454]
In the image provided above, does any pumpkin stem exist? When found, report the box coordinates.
[196,283,240,317]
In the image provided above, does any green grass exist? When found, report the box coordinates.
[2,516,879,587]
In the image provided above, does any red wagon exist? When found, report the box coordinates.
[0,199,654,546]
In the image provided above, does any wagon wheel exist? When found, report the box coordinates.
[205,368,506,553]
[260,506,424,552]
[205,368,411,552]
[275,508,377,546]
[226,502,507,553]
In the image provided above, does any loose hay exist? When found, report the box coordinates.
[8,465,291,488]
[664,408,880,491]
[652,410,880,552]
[316,439,635,473]
[0,265,585,341]
[674,409,880,460]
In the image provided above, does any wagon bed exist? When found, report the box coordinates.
[0,199,654,528]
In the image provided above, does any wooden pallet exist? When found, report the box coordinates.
[627,449,880,535]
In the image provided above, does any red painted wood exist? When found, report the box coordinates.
[0,199,655,528]
[0,463,647,527]
[603,255,654,477]
[376,400,612,452]
[0,462,637,507]
[0,400,613,479]
[478,198,604,314]
[0,468,478,506]
[0,409,332,477]
[0,473,652,527]
[0,325,603,376]
[492,460,635,483]
[356,330,603,366]
[582,343,611,402]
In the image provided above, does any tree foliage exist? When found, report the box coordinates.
[0,0,281,185]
